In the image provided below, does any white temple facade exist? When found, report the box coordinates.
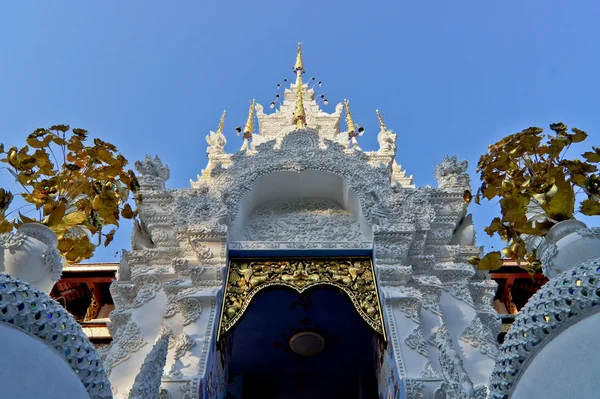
[3,44,600,399]
[97,44,500,399]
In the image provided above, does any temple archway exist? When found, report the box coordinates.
[220,169,385,397]
[223,284,380,398]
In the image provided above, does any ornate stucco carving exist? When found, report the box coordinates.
[172,331,196,360]
[135,155,171,189]
[432,325,474,399]
[434,155,470,190]
[405,327,429,357]
[243,198,366,242]
[100,311,147,377]
[128,333,170,399]
[405,379,425,399]
[460,315,498,359]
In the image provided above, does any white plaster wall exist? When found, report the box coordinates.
[229,170,372,240]
[0,323,89,399]
[511,311,600,399]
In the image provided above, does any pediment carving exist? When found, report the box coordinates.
[244,198,366,243]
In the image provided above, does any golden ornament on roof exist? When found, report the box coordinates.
[293,77,306,129]
[294,42,304,73]
[344,99,357,135]
[292,43,307,129]
[376,109,386,131]
[216,110,226,135]
[243,100,255,139]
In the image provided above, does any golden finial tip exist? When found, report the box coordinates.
[376,109,386,131]
[243,100,255,135]
[216,110,226,135]
[294,42,305,73]
[344,99,357,134]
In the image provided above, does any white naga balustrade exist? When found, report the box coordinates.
[489,225,600,399]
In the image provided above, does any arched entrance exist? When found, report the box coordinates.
[223,283,381,398]
[220,169,385,398]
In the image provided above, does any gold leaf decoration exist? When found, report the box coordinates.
[219,258,386,341]
[580,199,600,216]
[463,189,472,203]
[475,122,598,271]
[477,252,503,271]
[0,125,140,261]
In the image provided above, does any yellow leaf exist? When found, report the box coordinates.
[67,140,84,152]
[120,203,134,219]
[104,228,117,247]
[52,210,87,234]
[571,173,588,188]
[467,256,480,266]
[64,235,95,262]
[93,190,119,225]
[545,172,575,220]
[571,128,588,143]
[478,251,503,271]
[580,199,600,216]
[19,211,37,224]
[512,223,541,235]
[51,136,67,146]
[483,185,496,200]
[500,196,529,223]
[96,147,118,166]
[484,217,505,238]
[46,201,65,227]
[26,135,54,148]
[57,237,74,253]
[0,217,13,233]
[582,147,600,163]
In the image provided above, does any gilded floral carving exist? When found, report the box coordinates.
[219,258,385,338]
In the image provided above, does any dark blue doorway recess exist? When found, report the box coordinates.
[226,285,378,398]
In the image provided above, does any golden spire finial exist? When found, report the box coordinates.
[216,110,226,135]
[376,109,386,131]
[243,100,255,136]
[294,42,304,75]
[344,99,357,134]
[293,76,306,129]
[292,43,307,129]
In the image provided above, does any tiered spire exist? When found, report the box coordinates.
[294,42,304,74]
[344,99,357,136]
[344,99,364,150]
[216,110,226,135]
[376,109,386,131]
[243,100,255,138]
[292,42,307,129]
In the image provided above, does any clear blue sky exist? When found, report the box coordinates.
[1,1,598,262]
